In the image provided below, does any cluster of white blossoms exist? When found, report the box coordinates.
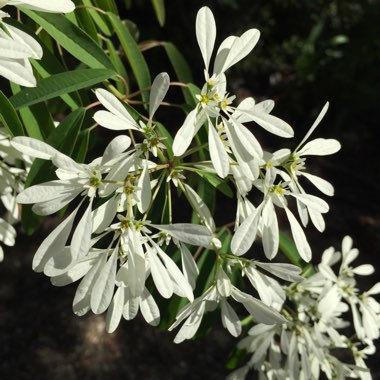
[2,4,378,379]
[0,0,75,86]
[229,236,380,380]
[0,128,30,261]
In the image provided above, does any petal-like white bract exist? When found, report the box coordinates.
[301,172,334,196]
[172,109,197,157]
[73,253,105,316]
[122,287,140,320]
[231,287,285,324]
[11,136,62,160]
[149,72,170,123]
[217,28,260,74]
[213,35,236,75]
[147,246,173,299]
[290,193,329,213]
[208,124,229,178]
[51,254,99,286]
[184,183,215,232]
[221,299,241,337]
[0,57,36,87]
[150,223,213,247]
[16,180,73,204]
[155,243,194,302]
[94,111,138,131]
[240,108,294,138]
[224,120,255,162]
[71,200,93,260]
[101,135,131,165]
[106,286,125,333]
[284,207,312,262]
[216,268,232,297]
[90,247,118,314]
[297,138,341,157]
[295,102,329,151]
[136,161,151,213]
[196,6,216,73]
[32,205,78,272]
[231,204,262,256]
[179,243,199,290]
[5,23,43,59]
[127,228,146,297]
[261,200,279,260]
[139,288,160,326]
[94,88,139,129]
[0,38,36,59]
[254,262,303,282]
[173,301,206,344]
[0,218,16,246]
[7,0,75,13]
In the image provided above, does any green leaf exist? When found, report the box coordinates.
[105,38,129,93]
[107,12,151,105]
[75,7,100,44]
[93,0,118,13]
[22,108,86,234]
[163,42,194,103]
[195,170,233,198]
[155,122,173,158]
[82,0,112,36]
[10,82,55,140]
[226,347,249,370]
[0,90,25,137]
[20,9,114,70]
[151,0,166,26]
[10,69,116,109]
[72,129,90,163]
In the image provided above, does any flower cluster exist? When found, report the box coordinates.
[9,5,343,335]
[2,4,378,379]
[229,236,380,380]
[0,0,74,86]
[0,128,30,261]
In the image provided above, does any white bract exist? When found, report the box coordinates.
[0,0,75,13]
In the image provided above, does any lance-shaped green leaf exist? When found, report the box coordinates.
[163,42,193,104]
[0,90,25,137]
[10,82,55,140]
[10,69,115,109]
[21,9,114,70]
[151,0,165,26]
[82,0,112,36]
[107,12,151,105]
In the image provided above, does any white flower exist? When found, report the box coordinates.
[231,174,328,261]
[94,72,170,158]
[172,7,293,180]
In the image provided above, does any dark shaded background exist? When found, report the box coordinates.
[1,0,379,379]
